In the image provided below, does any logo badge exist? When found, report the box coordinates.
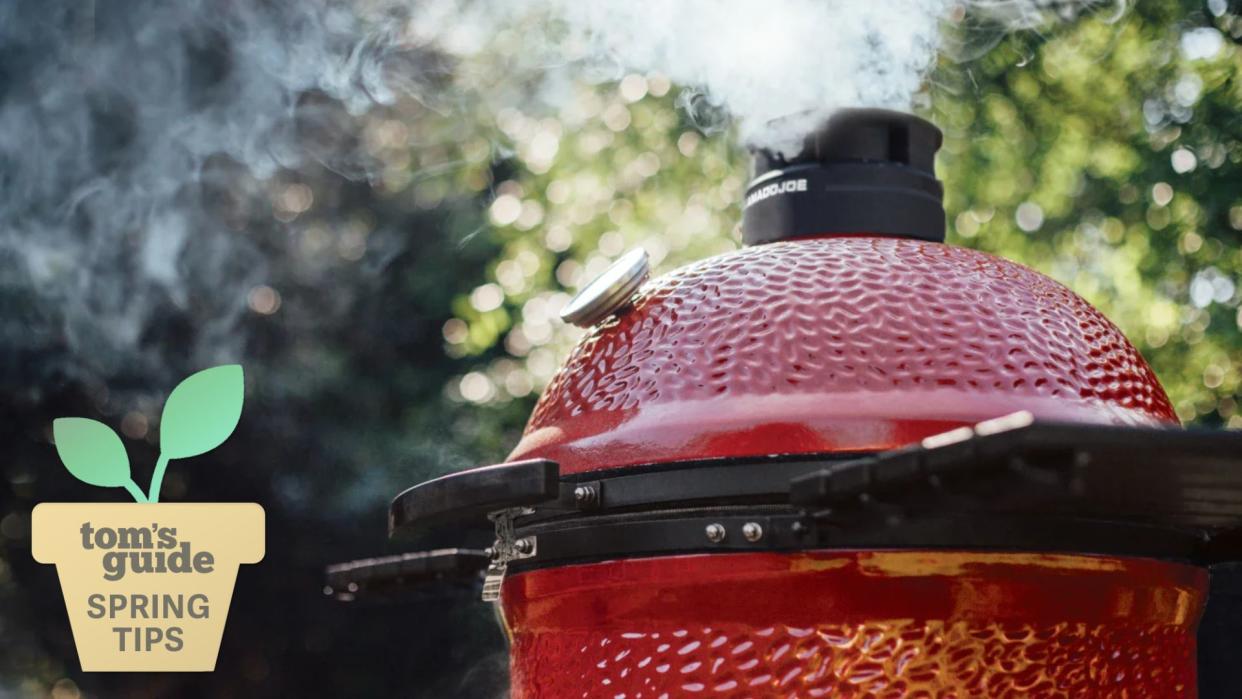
[32,365,265,671]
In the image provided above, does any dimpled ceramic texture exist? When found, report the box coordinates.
[512,236,1175,474]
[502,552,1206,699]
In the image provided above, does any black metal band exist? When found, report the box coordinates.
[507,511,1210,575]
[741,162,945,245]
[381,422,1242,579]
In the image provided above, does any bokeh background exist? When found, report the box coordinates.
[2,0,1241,696]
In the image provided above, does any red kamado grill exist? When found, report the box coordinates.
[329,110,1242,698]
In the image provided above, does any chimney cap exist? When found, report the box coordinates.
[742,108,946,246]
[756,108,942,176]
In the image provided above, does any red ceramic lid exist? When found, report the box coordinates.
[510,235,1175,475]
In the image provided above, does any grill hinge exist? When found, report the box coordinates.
[481,507,536,602]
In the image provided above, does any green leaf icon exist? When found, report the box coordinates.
[52,418,131,488]
[159,364,245,459]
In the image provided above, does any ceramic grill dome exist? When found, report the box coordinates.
[514,207,1173,476]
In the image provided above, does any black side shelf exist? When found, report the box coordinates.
[388,459,559,539]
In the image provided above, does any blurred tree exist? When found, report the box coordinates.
[935,0,1242,427]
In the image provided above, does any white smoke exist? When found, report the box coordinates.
[0,0,421,394]
[407,0,1115,154]
[487,0,952,155]
[0,0,1116,395]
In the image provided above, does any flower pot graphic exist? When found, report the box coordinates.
[34,364,265,671]
[32,503,264,671]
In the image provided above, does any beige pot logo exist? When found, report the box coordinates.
[32,365,264,672]
[32,503,263,671]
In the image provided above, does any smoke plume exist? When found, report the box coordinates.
[0,0,424,397]
[419,0,954,155]
[408,0,1115,152]
[0,0,1112,397]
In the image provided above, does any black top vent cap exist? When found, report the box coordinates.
[742,108,946,245]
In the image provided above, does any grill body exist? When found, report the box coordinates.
[504,552,1206,698]
[498,234,1192,697]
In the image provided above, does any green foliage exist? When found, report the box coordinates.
[145,364,245,502]
[159,365,245,460]
[50,366,246,502]
[933,3,1242,424]
[51,418,131,488]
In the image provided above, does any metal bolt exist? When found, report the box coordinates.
[514,538,535,555]
[573,485,600,508]
[742,522,764,542]
[705,523,726,543]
